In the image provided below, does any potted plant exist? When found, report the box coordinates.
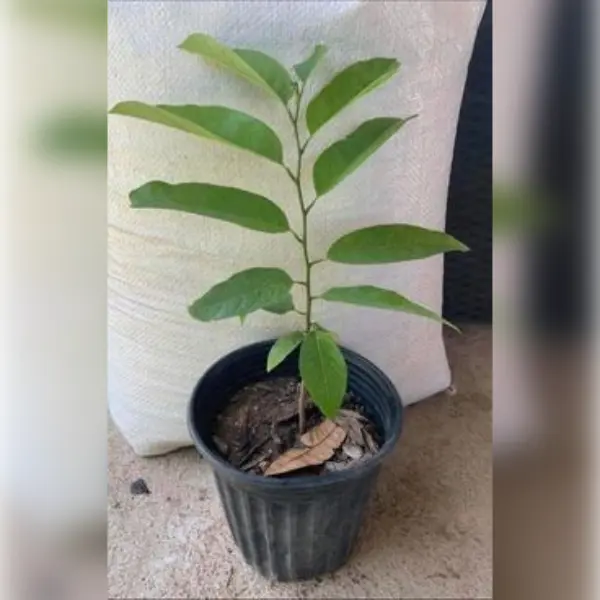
[109,33,467,581]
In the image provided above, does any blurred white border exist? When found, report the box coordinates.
[591,0,600,597]
[1,0,10,596]
[2,4,107,597]
[492,0,551,456]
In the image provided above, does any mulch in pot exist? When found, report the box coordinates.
[213,376,381,477]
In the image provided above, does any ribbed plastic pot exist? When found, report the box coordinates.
[188,339,403,581]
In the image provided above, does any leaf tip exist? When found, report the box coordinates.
[265,350,276,373]
[314,44,328,58]
[188,300,213,322]
[108,102,127,115]
[384,57,401,75]
[128,183,142,205]
[177,33,197,50]
[443,319,461,333]
[187,303,200,321]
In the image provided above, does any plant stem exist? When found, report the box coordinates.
[287,86,313,434]
[297,382,306,434]
[289,93,312,334]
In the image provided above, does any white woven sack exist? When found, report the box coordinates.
[108,0,486,456]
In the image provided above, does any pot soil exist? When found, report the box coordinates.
[213,376,382,476]
[188,340,403,581]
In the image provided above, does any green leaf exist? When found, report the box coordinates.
[189,268,293,321]
[233,49,294,103]
[178,33,272,94]
[262,293,295,315]
[267,331,304,372]
[313,116,415,196]
[306,57,399,134]
[321,286,458,331]
[293,44,327,83]
[313,322,339,341]
[109,102,283,164]
[328,224,469,264]
[130,181,289,233]
[178,33,293,103]
[299,330,347,419]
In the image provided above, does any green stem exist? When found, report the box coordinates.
[287,87,312,335]
[287,87,313,435]
[290,229,303,245]
[306,198,317,214]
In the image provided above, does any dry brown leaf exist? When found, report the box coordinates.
[300,419,338,447]
[213,435,229,455]
[241,448,270,472]
[362,429,379,454]
[273,396,301,423]
[342,442,363,460]
[335,415,364,446]
[324,461,349,472]
[338,408,367,422]
[264,421,346,476]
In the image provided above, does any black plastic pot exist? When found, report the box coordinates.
[188,339,403,581]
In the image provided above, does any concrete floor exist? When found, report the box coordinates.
[108,326,492,599]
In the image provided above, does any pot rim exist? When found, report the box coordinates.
[187,339,403,491]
